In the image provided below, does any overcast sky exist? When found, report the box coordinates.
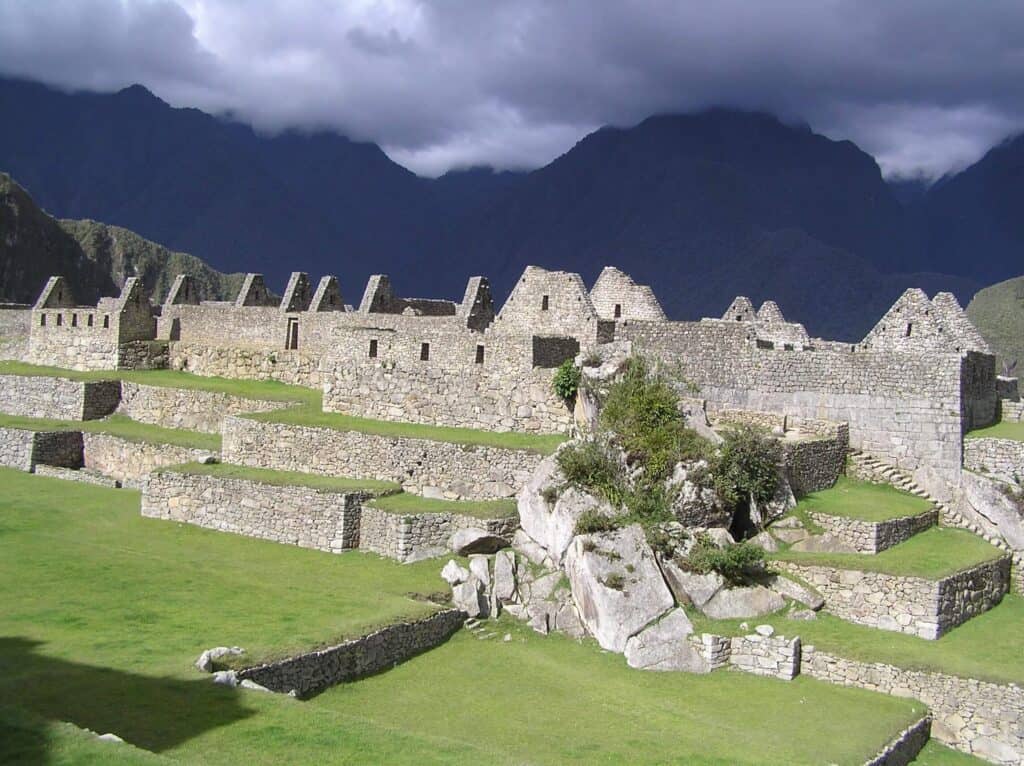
[1,0,1022,179]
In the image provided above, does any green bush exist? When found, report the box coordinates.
[713,424,782,509]
[556,440,626,506]
[683,534,767,585]
[600,356,710,483]
[575,508,622,535]
[552,359,582,402]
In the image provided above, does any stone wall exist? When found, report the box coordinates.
[778,557,1010,639]
[33,464,121,488]
[0,375,120,420]
[727,634,801,680]
[169,343,324,388]
[589,267,666,321]
[864,717,932,766]
[619,319,977,487]
[82,433,213,488]
[142,471,365,552]
[322,335,572,434]
[358,506,518,563]
[1001,400,1023,422]
[0,427,82,471]
[222,417,543,500]
[236,609,465,697]
[808,509,938,554]
[0,305,30,343]
[781,423,849,496]
[964,438,1024,484]
[804,649,1022,764]
[117,382,286,434]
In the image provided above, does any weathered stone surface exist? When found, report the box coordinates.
[748,530,779,552]
[441,560,470,586]
[468,555,491,587]
[195,645,245,673]
[493,549,517,602]
[449,527,509,555]
[658,557,724,608]
[563,525,674,652]
[624,609,709,673]
[700,585,785,619]
[451,579,486,618]
[518,454,616,563]
[666,460,730,527]
[765,574,825,611]
[511,529,552,567]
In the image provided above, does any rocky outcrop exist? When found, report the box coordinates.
[623,608,708,672]
[563,525,675,652]
[665,460,730,527]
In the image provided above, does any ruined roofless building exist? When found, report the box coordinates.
[26,264,997,498]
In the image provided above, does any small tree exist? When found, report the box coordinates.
[552,359,581,402]
[713,424,782,509]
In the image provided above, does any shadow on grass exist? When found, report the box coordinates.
[0,637,255,761]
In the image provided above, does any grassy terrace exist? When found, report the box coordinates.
[164,462,401,494]
[773,526,1005,579]
[0,468,927,765]
[691,595,1024,687]
[0,360,567,453]
[966,420,1024,442]
[0,360,321,405]
[794,476,934,522]
[0,412,220,451]
[368,492,518,519]
[248,406,566,455]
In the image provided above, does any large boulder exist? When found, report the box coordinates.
[666,461,731,528]
[449,527,509,555]
[492,549,518,602]
[700,585,785,619]
[441,560,470,586]
[624,608,710,673]
[518,453,617,563]
[564,525,675,652]
[451,577,487,618]
[764,574,824,611]
[658,557,724,608]
[195,646,245,673]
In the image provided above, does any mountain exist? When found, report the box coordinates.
[967,275,1024,377]
[0,173,241,305]
[0,77,1014,339]
[907,134,1024,283]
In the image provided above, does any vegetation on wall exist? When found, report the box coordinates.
[683,532,767,584]
[713,424,782,508]
[551,358,581,402]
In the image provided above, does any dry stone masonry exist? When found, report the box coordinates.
[0,374,120,420]
[117,381,287,433]
[808,508,939,554]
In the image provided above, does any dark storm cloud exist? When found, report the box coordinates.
[1,0,1022,177]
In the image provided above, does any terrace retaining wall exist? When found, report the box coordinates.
[777,557,1010,639]
[964,438,1024,485]
[804,649,1022,764]
[169,343,324,388]
[808,509,938,554]
[142,471,368,552]
[864,717,932,766]
[358,506,518,562]
[0,427,82,472]
[221,416,543,500]
[82,433,214,488]
[117,382,286,434]
[236,609,466,697]
[0,374,120,420]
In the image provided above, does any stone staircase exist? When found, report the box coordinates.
[847,449,1023,590]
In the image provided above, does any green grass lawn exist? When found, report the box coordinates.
[913,741,991,765]
[966,420,1024,442]
[0,412,221,450]
[0,360,320,405]
[691,595,1024,687]
[249,406,566,455]
[795,476,934,522]
[164,462,401,494]
[0,468,928,765]
[368,492,518,519]
[773,526,1005,579]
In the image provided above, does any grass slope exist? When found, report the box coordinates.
[795,476,933,522]
[691,596,1024,687]
[966,274,1024,378]
[0,412,220,450]
[165,462,400,494]
[773,527,1004,579]
[369,492,517,519]
[966,420,1024,443]
[0,469,925,765]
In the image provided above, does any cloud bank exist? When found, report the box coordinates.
[1,0,1022,178]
